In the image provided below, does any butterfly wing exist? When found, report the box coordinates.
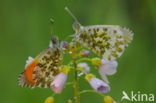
[18,47,62,88]
[73,25,133,60]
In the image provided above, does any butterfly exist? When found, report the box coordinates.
[65,7,134,60]
[18,36,63,88]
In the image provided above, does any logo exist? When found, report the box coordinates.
[121,91,154,102]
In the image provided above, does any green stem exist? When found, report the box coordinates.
[66,82,73,86]
[73,59,80,103]
[51,92,56,97]
[80,90,105,97]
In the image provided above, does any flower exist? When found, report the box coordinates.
[44,97,54,103]
[99,59,118,75]
[50,73,67,93]
[77,63,90,74]
[95,59,118,83]
[85,74,110,93]
[50,66,70,93]
[103,96,116,103]
[80,50,90,57]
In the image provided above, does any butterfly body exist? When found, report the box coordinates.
[73,25,133,60]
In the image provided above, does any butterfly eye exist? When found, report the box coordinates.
[72,21,81,31]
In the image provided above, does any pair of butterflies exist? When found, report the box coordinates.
[18,8,133,88]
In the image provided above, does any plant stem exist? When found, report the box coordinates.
[73,59,80,103]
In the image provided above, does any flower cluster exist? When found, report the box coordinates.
[49,44,118,94]
[45,40,119,102]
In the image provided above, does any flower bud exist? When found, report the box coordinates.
[91,58,101,67]
[60,41,69,52]
[44,97,54,103]
[60,41,68,48]
[77,63,90,74]
[103,96,116,103]
[67,99,73,103]
[80,50,90,57]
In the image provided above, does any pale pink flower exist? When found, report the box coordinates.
[99,59,118,75]
[50,73,67,93]
[89,77,110,93]
[99,59,118,83]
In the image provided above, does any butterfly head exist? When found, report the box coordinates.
[72,21,82,31]
[49,36,59,49]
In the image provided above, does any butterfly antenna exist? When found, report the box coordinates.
[65,7,78,22]
[50,18,55,36]
[49,18,59,48]
[65,7,82,32]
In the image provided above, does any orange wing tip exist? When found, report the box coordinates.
[18,59,39,88]
[18,72,36,88]
[25,56,34,68]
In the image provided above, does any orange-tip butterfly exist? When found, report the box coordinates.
[18,36,63,88]
[65,7,134,60]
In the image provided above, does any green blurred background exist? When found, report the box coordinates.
[0,0,156,103]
